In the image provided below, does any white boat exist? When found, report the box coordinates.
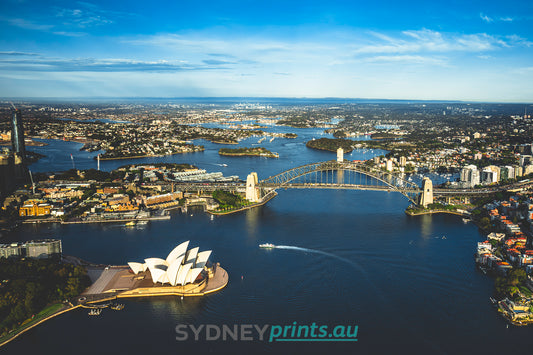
[88,308,102,316]
[137,220,149,225]
[259,243,275,248]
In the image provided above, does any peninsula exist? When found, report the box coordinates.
[218,147,279,158]
[305,138,354,153]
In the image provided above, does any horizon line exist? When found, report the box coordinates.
[1,96,533,105]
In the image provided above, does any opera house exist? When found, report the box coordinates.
[81,241,228,300]
[127,240,211,287]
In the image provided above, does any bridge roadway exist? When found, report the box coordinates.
[172,181,515,195]
[169,158,533,198]
[171,180,532,196]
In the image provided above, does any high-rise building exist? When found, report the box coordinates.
[1,109,29,197]
[501,166,515,180]
[399,156,407,167]
[519,155,532,167]
[460,165,480,188]
[0,239,62,259]
[386,159,393,172]
[482,167,498,184]
[11,109,26,162]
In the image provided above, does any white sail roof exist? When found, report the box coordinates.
[176,263,192,286]
[150,268,167,284]
[166,241,189,265]
[166,256,185,286]
[185,268,203,284]
[128,262,146,274]
[185,247,199,265]
[195,250,211,268]
[144,257,168,269]
[128,241,211,287]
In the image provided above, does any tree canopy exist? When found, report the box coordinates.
[0,257,90,336]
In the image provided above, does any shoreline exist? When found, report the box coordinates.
[218,152,278,158]
[405,209,470,217]
[0,261,228,348]
[208,191,277,215]
[0,303,79,348]
[98,151,203,161]
[21,215,170,225]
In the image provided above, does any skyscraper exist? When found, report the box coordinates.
[11,109,26,163]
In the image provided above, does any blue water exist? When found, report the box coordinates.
[2,131,528,354]
[27,124,385,181]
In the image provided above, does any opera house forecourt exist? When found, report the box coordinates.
[82,240,228,301]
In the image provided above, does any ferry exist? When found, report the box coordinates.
[259,243,275,249]
[125,221,136,227]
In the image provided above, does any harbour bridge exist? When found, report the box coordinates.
[255,160,423,204]
[174,154,530,207]
[176,152,431,205]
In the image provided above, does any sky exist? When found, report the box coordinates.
[0,0,532,101]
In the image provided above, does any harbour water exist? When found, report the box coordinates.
[1,124,528,354]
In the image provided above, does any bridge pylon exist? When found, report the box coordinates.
[337,148,344,162]
[419,177,434,207]
[246,172,261,202]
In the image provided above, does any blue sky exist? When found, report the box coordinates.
[0,0,532,101]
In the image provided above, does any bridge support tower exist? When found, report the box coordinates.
[419,177,433,207]
[246,172,260,202]
[337,148,344,162]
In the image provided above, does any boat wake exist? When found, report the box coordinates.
[274,245,359,270]
[271,244,387,303]
[265,245,437,350]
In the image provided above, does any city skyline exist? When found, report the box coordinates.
[1,0,532,101]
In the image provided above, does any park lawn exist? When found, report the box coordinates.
[0,303,65,345]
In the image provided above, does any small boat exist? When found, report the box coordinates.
[88,308,102,316]
[110,304,124,311]
[259,243,275,248]
[125,221,136,227]
[137,220,149,225]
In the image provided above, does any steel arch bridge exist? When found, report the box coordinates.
[258,160,422,204]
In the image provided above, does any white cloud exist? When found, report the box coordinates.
[353,29,510,55]
[480,13,494,23]
[480,13,515,23]
[52,31,87,37]
[6,18,53,31]
[362,55,446,66]
[2,27,532,101]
